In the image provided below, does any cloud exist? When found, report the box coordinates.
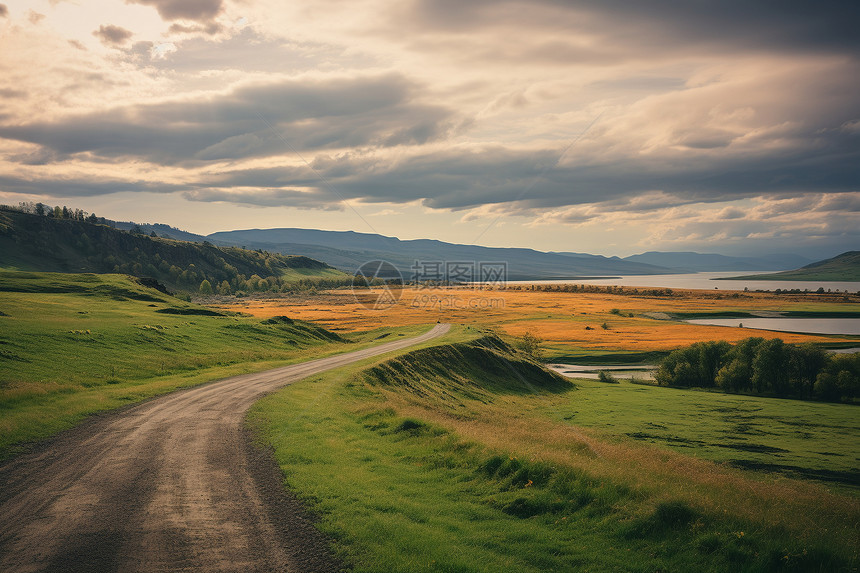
[182,187,344,210]
[0,74,455,165]
[140,28,369,74]
[0,88,26,99]
[404,0,860,58]
[93,24,134,46]
[0,173,185,197]
[127,0,222,22]
[167,21,223,35]
[1,0,858,258]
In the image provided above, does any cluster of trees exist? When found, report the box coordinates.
[656,338,859,403]
[3,201,109,225]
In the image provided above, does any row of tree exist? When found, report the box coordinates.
[655,338,858,403]
[5,201,109,225]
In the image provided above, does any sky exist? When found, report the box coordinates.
[0,0,858,258]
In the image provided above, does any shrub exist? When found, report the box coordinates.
[597,370,619,383]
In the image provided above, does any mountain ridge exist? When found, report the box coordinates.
[205,227,673,280]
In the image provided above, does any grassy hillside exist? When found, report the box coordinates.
[249,335,858,572]
[0,270,420,459]
[724,251,860,282]
[0,207,350,292]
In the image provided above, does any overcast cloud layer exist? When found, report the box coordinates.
[0,0,857,257]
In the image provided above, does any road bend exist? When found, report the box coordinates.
[0,323,451,572]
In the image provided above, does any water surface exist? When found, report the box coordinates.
[685,318,860,336]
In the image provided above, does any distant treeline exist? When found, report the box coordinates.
[5,201,110,224]
[656,338,858,403]
[500,283,858,300]
[0,205,350,294]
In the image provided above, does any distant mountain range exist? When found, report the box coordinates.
[200,228,813,280]
[3,204,850,282]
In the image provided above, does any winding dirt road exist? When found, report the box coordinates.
[0,323,450,572]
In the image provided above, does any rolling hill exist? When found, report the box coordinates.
[723,251,860,282]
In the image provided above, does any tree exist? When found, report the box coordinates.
[518,330,544,360]
[752,339,789,395]
[199,279,213,295]
[697,341,731,387]
[789,343,827,399]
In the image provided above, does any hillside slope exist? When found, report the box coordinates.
[0,208,347,292]
[724,251,860,282]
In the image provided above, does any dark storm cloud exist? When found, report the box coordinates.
[93,24,134,46]
[128,0,222,22]
[410,0,860,57]
[0,74,455,165]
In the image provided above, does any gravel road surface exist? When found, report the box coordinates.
[0,323,450,572]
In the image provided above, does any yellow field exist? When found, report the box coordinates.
[215,286,857,352]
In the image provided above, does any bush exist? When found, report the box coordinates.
[658,337,857,403]
[597,370,619,383]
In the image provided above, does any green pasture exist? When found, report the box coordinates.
[250,337,858,572]
[0,270,420,458]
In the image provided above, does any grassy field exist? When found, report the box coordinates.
[249,334,859,572]
[216,286,859,356]
[5,269,858,570]
[539,379,859,491]
[0,270,424,459]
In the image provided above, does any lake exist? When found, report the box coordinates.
[507,271,860,293]
[685,318,860,336]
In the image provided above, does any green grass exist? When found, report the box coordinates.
[249,337,858,572]
[0,270,424,458]
[543,377,860,491]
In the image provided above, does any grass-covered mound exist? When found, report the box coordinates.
[362,336,570,407]
[250,332,857,572]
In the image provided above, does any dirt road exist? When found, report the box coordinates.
[0,323,450,572]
